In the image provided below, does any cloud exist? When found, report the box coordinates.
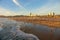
[32,0,60,15]
[13,0,22,7]
[0,7,17,16]
[0,7,29,16]
[13,0,26,9]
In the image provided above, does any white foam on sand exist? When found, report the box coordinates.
[0,18,39,40]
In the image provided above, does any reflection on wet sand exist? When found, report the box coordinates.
[20,23,60,40]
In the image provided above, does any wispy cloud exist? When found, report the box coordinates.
[12,0,28,14]
[13,0,22,8]
[13,0,27,10]
[32,0,60,15]
[0,7,17,16]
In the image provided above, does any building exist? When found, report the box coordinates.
[28,12,36,16]
[48,12,55,17]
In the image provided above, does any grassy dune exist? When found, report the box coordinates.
[8,16,60,28]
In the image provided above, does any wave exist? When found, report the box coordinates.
[0,18,39,40]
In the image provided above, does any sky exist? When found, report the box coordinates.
[0,0,60,16]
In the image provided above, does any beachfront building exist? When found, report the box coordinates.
[48,12,55,17]
[28,12,36,16]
